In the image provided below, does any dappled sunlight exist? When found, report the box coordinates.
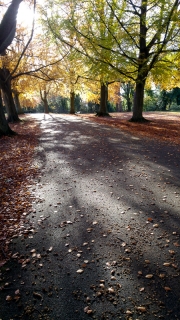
[1,114,179,319]
[80,112,180,146]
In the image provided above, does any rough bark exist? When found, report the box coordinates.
[0,0,23,135]
[13,90,23,114]
[0,68,20,122]
[130,80,148,122]
[0,91,15,136]
[130,0,148,122]
[44,99,49,114]
[96,83,109,116]
[40,89,49,114]
[70,91,75,114]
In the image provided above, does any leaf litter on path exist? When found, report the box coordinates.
[1,113,180,320]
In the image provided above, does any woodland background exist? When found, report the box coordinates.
[0,0,180,136]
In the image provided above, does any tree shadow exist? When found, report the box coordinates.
[1,113,180,319]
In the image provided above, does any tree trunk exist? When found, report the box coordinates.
[130,79,147,122]
[40,89,49,113]
[13,90,23,114]
[127,96,132,112]
[70,91,75,114]
[0,68,20,122]
[130,1,149,122]
[126,83,132,112]
[44,98,49,114]
[161,90,168,111]
[96,82,109,116]
[0,0,23,55]
[0,91,15,136]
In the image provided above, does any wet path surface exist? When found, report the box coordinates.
[1,113,180,320]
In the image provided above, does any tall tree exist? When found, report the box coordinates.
[40,0,121,115]
[0,0,23,135]
[42,0,180,121]
[0,0,23,55]
[0,67,20,122]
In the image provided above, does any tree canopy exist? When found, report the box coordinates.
[0,0,180,135]
[38,0,180,120]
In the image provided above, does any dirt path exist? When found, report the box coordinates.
[0,113,180,320]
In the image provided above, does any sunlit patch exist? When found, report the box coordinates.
[17,2,35,28]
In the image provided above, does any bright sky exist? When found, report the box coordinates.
[17,1,35,28]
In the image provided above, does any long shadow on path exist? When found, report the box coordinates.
[0,113,180,320]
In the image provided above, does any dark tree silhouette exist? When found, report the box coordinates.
[0,0,23,136]
[0,0,23,55]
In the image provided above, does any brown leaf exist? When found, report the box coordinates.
[164,287,171,291]
[163,262,171,267]
[84,306,93,314]
[33,292,43,299]
[145,274,153,279]
[136,306,146,312]
[6,295,12,301]
[173,242,180,247]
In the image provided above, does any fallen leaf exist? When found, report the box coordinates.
[163,262,171,267]
[145,274,153,279]
[173,242,180,247]
[164,287,171,291]
[0,260,7,267]
[15,289,20,295]
[84,306,93,314]
[144,260,150,264]
[76,269,84,274]
[136,306,146,312]
[33,292,43,299]
[6,295,12,301]
[126,310,133,315]
[139,287,145,292]
[81,263,87,268]
[168,250,175,254]
[84,260,89,264]
[121,242,126,247]
[153,224,159,228]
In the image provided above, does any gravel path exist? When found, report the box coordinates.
[1,113,180,320]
